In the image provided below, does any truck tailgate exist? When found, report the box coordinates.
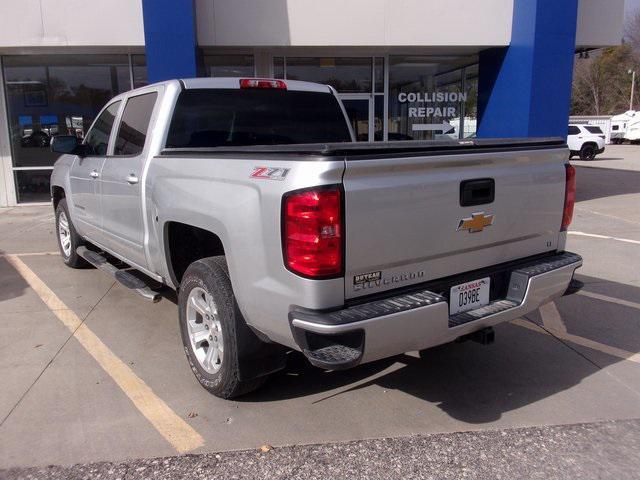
[343,144,568,299]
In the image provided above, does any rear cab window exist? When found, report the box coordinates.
[114,92,158,155]
[165,88,352,148]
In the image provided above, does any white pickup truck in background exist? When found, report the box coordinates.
[50,78,582,398]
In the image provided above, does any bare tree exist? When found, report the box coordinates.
[625,10,640,51]
[571,8,640,116]
[572,56,603,115]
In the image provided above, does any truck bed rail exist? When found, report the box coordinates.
[159,137,566,159]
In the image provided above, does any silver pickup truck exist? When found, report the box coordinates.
[50,77,582,398]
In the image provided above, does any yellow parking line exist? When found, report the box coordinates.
[5,254,205,454]
[538,302,567,334]
[576,290,640,312]
[512,315,640,365]
[568,231,640,245]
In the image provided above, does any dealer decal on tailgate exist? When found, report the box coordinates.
[354,271,382,285]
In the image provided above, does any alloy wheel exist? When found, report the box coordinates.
[186,286,224,374]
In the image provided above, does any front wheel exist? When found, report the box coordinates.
[178,256,271,398]
[55,198,87,268]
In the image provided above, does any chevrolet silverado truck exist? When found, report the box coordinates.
[50,77,582,398]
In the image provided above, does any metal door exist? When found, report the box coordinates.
[68,100,122,243]
[100,90,158,269]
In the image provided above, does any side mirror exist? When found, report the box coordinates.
[50,135,80,155]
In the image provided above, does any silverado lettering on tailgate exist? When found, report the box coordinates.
[353,270,425,291]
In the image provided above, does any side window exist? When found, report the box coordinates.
[568,126,580,136]
[114,92,158,156]
[84,101,121,156]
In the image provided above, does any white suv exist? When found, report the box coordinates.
[567,124,605,160]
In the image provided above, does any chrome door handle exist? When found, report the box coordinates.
[126,173,139,184]
[89,170,100,178]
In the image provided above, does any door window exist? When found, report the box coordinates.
[114,92,158,156]
[84,101,121,156]
[568,126,581,135]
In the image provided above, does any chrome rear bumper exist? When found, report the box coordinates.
[290,252,582,369]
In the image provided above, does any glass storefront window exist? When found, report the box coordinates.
[204,55,254,77]
[463,64,478,138]
[132,54,149,88]
[285,57,372,93]
[4,55,131,169]
[341,99,370,141]
[3,54,147,203]
[14,169,54,203]
[273,57,285,79]
[388,56,474,140]
[374,95,384,141]
[374,57,384,94]
[272,55,476,142]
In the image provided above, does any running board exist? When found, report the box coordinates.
[76,246,162,303]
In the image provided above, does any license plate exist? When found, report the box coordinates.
[449,277,490,315]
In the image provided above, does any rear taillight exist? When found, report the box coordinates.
[561,164,576,231]
[282,186,343,278]
[239,78,287,89]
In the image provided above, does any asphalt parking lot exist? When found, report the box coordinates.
[1,144,639,478]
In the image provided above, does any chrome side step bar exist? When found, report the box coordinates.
[76,246,162,303]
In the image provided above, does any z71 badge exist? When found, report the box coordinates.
[250,167,290,181]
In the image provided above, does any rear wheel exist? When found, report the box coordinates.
[579,144,596,160]
[55,198,87,268]
[178,256,271,398]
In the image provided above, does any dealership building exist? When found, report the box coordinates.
[0,0,625,206]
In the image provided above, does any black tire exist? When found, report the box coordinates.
[178,256,270,398]
[55,198,87,268]
[579,144,596,161]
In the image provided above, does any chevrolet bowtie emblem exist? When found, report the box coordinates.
[457,212,494,233]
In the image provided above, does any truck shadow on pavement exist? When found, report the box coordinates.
[244,274,639,424]
[0,251,29,303]
[574,165,640,202]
